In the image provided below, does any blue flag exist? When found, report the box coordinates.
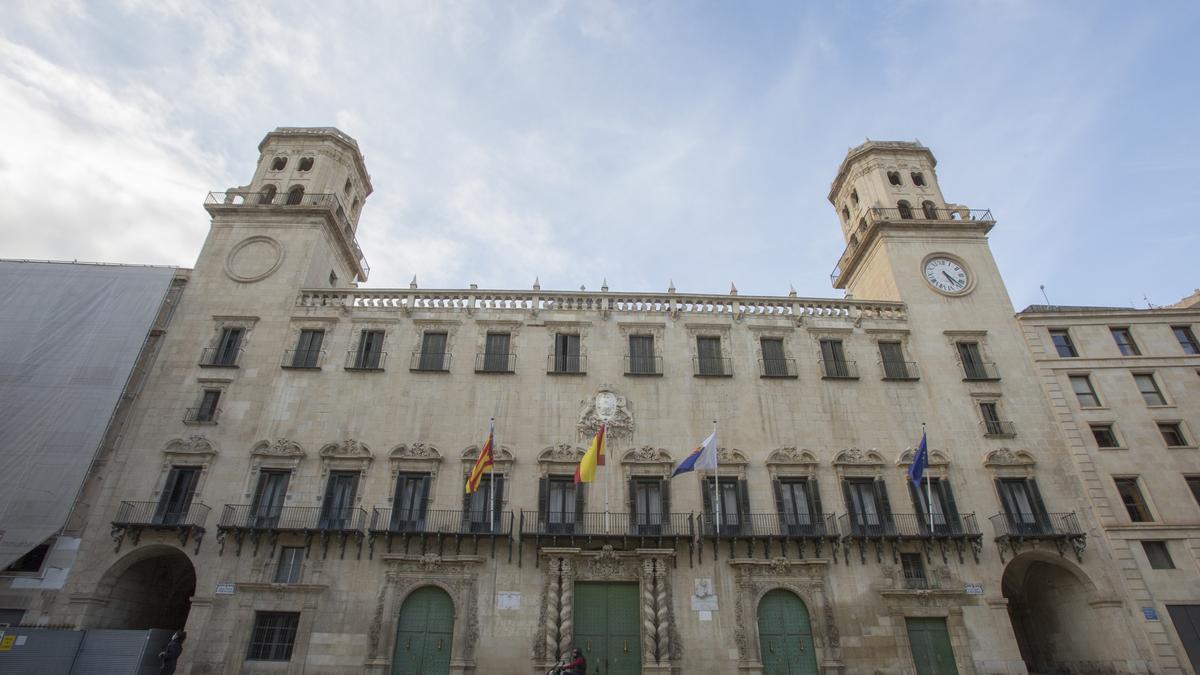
[672,431,718,477]
[908,430,928,489]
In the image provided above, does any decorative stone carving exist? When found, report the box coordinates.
[765,447,818,466]
[389,443,440,460]
[388,443,443,481]
[623,446,672,464]
[164,435,218,457]
[538,444,585,464]
[578,386,634,439]
[983,447,1036,467]
[729,558,841,672]
[832,447,885,465]
[461,444,514,465]
[320,438,372,459]
[589,545,628,579]
[897,447,949,466]
[252,438,305,458]
[716,448,749,465]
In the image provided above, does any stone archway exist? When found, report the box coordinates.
[90,545,196,630]
[1001,552,1135,673]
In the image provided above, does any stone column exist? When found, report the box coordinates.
[364,570,398,674]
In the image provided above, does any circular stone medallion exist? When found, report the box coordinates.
[225,236,284,283]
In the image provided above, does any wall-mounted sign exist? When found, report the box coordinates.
[215,582,236,596]
[496,592,521,610]
[964,584,984,596]
[1142,607,1160,621]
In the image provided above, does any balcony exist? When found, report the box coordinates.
[183,407,221,425]
[961,361,1000,381]
[759,358,798,378]
[546,354,586,375]
[880,360,920,381]
[693,356,732,377]
[831,207,994,287]
[981,419,1017,438]
[410,350,451,372]
[282,349,325,370]
[368,508,514,559]
[625,355,663,376]
[989,512,1086,562]
[519,511,694,566]
[697,513,838,560]
[344,350,387,371]
[204,191,369,281]
[111,500,211,553]
[838,513,983,564]
[819,359,859,379]
[475,352,516,374]
[199,346,242,368]
[216,505,368,558]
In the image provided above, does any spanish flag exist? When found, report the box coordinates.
[466,420,495,494]
[574,424,605,484]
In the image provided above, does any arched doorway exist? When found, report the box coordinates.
[757,589,819,675]
[94,546,196,630]
[392,586,454,675]
[1002,553,1130,673]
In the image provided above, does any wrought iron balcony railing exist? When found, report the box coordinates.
[546,354,586,375]
[111,500,211,552]
[199,346,242,368]
[981,419,1017,437]
[519,511,693,538]
[989,512,1086,561]
[901,574,941,590]
[475,352,516,373]
[819,359,859,379]
[183,407,221,424]
[410,350,451,372]
[880,360,920,380]
[693,356,732,377]
[961,361,1000,381]
[282,349,325,369]
[866,206,994,223]
[205,191,369,280]
[625,355,663,376]
[697,512,838,538]
[838,513,981,539]
[368,508,515,559]
[344,350,387,371]
[759,358,798,378]
[218,505,367,532]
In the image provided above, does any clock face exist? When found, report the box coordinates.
[924,257,970,294]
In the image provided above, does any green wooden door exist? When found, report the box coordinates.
[906,617,959,675]
[393,586,454,675]
[757,590,819,675]
[573,582,641,675]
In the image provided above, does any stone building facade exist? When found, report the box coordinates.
[25,129,1198,673]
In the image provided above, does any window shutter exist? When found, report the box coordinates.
[701,478,714,519]
[1027,478,1050,523]
[841,480,856,518]
[628,477,637,519]
[939,479,960,522]
[807,477,823,521]
[909,479,927,524]
[738,479,751,519]
[537,477,549,525]
[417,475,431,518]
[772,480,786,517]
[874,478,894,529]
[660,479,671,519]
[461,479,473,530]
[574,482,586,520]
[493,474,505,522]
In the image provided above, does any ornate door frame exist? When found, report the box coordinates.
[730,558,843,675]
[365,554,482,675]
[533,546,680,675]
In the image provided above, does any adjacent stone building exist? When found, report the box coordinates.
[17,129,1199,673]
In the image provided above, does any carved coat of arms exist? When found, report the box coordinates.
[577,386,633,439]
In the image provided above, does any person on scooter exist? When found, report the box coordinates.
[562,647,586,674]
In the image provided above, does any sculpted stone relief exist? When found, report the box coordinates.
[367,555,482,668]
[577,386,634,439]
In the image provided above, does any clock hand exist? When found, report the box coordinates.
[942,271,959,286]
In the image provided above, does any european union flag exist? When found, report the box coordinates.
[908,430,928,490]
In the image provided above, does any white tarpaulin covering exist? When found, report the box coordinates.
[0,261,176,568]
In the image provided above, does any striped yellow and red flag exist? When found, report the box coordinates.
[465,420,495,494]
[573,424,606,484]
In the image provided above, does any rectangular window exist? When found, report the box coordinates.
[251,470,290,528]
[957,341,991,379]
[212,327,244,366]
[760,337,790,377]
[632,478,665,534]
[1090,424,1120,448]
[844,478,893,536]
[704,477,747,534]
[820,339,852,378]
[1069,375,1101,407]
[879,340,911,379]
[696,336,725,375]
[553,334,581,373]
[909,477,961,535]
[1049,329,1078,358]
[155,466,200,525]
[195,389,221,422]
[417,331,448,371]
[1173,326,1200,355]
[900,552,928,588]
[275,547,304,584]
[352,330,385,369]
[291,329,324,368]
[1187,476,1200,508]
[482,332,512,372]
[4,543,50,574]
[1134,373,1167,406]
[1142,541,1175,569]
[979,402,1011,436]
[546,476,579,533]
[777,478,823,535]
[1158,422,1188,447]
[1111,327,1141,356]
[628,335,657,374]
[465,474,504,532]
[1114,477,1152,522]
[320,471,359,530]
[997,478,1047,534]
[246,611,300,661]
[390,473,431,531]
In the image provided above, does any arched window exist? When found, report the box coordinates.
[849,233,859,248]
[258,185,277,204]
[911,172,926,187]
[298,157,314,171]
[344,179,352,195]
[351,198,360,215]
[850,189,859,206]
[270,157,287,171]
[858,218,867,233]
[898,200,913,219]
[286,186,305,205]
[887,171,902,186]
[922,200,937,219]
[841,206,850,222]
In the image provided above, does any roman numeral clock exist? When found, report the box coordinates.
[922,255,973,296]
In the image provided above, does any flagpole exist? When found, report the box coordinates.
[712,419,720,537]
[923,422,932,533]
[604,425,610,535]
[490,417,496,534]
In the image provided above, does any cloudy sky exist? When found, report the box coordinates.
[1,1,1197,309]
